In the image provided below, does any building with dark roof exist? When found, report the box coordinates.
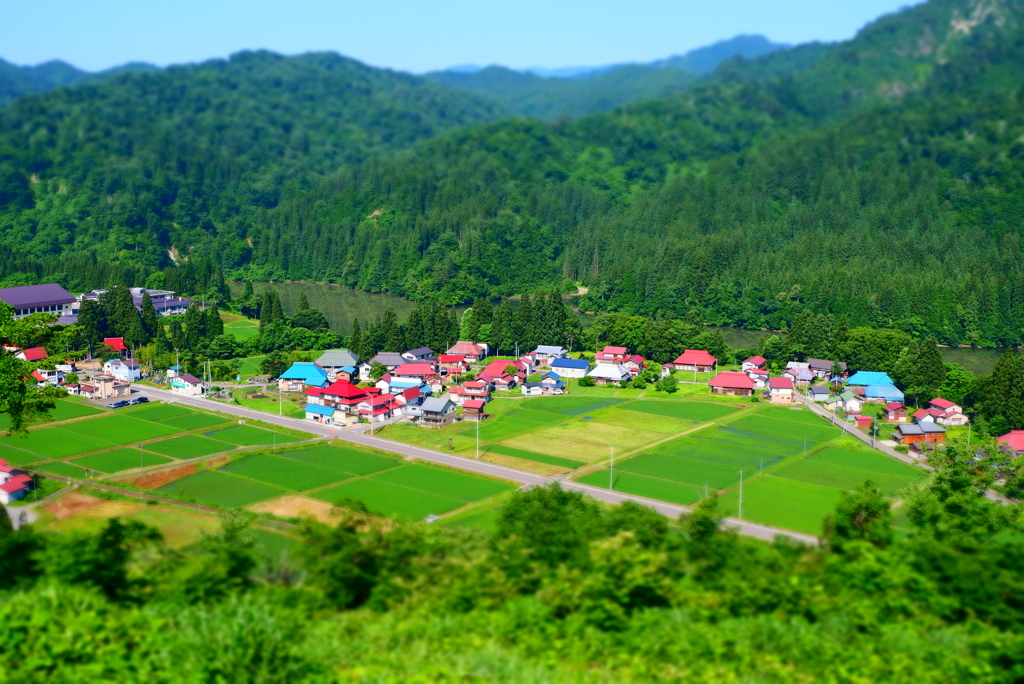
[0,284,76,319]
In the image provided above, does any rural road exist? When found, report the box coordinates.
[131,386,819,544]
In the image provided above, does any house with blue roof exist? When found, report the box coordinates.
[279,362,330,392]
[305,403,337,424]
[863,384,905,402]
[845,371,896,387]
[550,357,591,378]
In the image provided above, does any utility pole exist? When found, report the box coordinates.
[609,445,614,490]
[738,471,743,520]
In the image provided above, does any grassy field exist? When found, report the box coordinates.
[145,435,233,459]
[576,470,704,506]
[238,356,267,377]
[32,460,89,478]
[280,445,399,475]
[61,414,182,445]
[483,444,584,469]
[221,453,351,491]
[130,404,195,421]
[160,413,232,431]
[205,425,301,446]
[72,448,173,473]
[158,470,285,508]
[0,428,112,459]
[311,479,463,520]
[618,400,739,422]
[0,399,103,429]
[718,476,845,535]
[371,464,512,502]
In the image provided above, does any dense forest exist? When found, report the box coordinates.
[1,0,1023,346]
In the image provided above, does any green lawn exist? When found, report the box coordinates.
[718,476,843,535]
[483,444,584,469]
[221,453,351,491]
[311,479,463,520]
[158,470,285,508]
[618,400,739,422]
[160,413,231,431]
[0,428,113,459]
[205,425,302,446]
[129,403,195,421]
[370,464,512,502]
[280,445,399,475]
[145,435,232,459]
[72,448,174,473]
[61,414,181,445]
[575,469,704,506]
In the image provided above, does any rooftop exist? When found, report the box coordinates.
[0,283,75,308]
[674,349,717,365]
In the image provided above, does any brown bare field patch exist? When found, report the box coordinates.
[42,491,142,521]
[134,464,198,490]
[249,495,336,523]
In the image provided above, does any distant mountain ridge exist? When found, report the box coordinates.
[0,57,158,107]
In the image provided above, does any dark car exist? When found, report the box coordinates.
[129,396,150,405]
[106,400,130,408]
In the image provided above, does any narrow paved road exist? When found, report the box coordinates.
[133,387,818,544]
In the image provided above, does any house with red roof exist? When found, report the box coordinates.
[998,430,1024,456]
[393,362,438,381]
[741,356,766,372]
[595,346,629,365]
[0,465,34,504]
[446,341,487,362]
[884,402,907,423]
[449,379,492,406]
[15,346,48,362]
[768,376,795,404]
[103,337,127,353]
[928,397,969,426]
[357,393,399,422]
[463,398,488,421]
[671,350,717,373]
[623,355,646,377]
[307,380,371,425]
[710,371,755,397]
[438,354,469,376]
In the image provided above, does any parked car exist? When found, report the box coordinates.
[129,396,149,405]
[106,400,129,408]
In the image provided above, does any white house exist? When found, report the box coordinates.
[550,358,591,379]
[105,358,142,382]
[532,345,569,367]
[587,364,631,386]
[171,373,204,397]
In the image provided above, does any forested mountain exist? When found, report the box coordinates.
[0,50,506,271]
[424,34,791,119]
[0,0,1022,345]
[254,0,1024,345]
[424,64,698,120]
[0,58,157,107]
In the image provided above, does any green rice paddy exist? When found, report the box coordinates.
[371,464,512,502]
[483,444,584,469]
[280,445,399,475]
[72,448,173,473]
[576,470,704,506]
[312,479,463,520]
[130,404,194,421]
[145,435,232,459]
[61,414,181,445]
[221,453,351,491]
[205,425,301,446]
[158,470,285,508]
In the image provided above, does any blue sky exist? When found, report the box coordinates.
[2,0,921,73]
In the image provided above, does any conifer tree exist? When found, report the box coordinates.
[140,292,160,342]
[297,292,310,311]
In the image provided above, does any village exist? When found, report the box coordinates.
[0,280,996,515]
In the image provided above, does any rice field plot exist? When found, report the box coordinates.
[501,420,658,462]
[72,448,174,473]
[0,443,43,466]
[158,470,285,508]
[62,414,181,445]
[619,401,740,422]
[726,414,838,445]
[33,461,88,479]
[371,464,512,503]
[221,453,351,491]
[576,470,704,506]
[757,406,830,427]
[653,436,782,473]
[522,397,626,415]
[773,458,917,496]
[475,409,561,442]
[484,444,583,469]
[0,429,113,459]
[718,476,843,534]
[810,447,927,479]
[281,445,399,475]
[130,403,194,422]
[0,400,103,430]
[617,452,748,490]
[205,425,302,446]
[160,412,231,431]
[146,435,232,459]
[593,409,693,435]
[312,479,463,520]
[687,426,805,458]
